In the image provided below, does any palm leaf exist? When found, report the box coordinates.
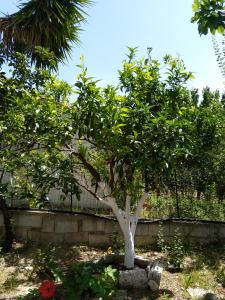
[0,0,92,68]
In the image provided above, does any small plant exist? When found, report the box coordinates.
[159,292,172,300]
[17,287,48,300]
[90,265,118,298]
[0,275,20,293]
[167,228,185,269]
[156,222,168,252]
[63,261,118,299]
[181,270,202,289]
[216,267,225,287]
[110,232,124,254]
[63,262,94,300]
[32,245,62,280]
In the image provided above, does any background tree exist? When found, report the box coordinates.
[0,47,73,251]
[192,0,225,35]
[192,0,225,78]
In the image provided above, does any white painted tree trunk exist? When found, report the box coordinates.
[78,181,150,270]
[107,192,149,269]
[124,226,135,269]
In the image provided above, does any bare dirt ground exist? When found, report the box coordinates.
[0,242,224,300]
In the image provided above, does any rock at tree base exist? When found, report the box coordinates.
[204,293,220,300]
[148,279,159,292]
[93,254,163,292]
[112,289,128,300]
[187,288,219,299]
[119,268,148,288]
[147,262,163,292]
[134,256,151,268]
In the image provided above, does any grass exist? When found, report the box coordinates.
[0,275,20,293]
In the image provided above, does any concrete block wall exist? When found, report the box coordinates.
[0,210,224,247]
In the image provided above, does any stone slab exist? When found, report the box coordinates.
[96,220,106,232]
[88,232,109,245]
[28,230,64,244]
[15,228,28,240]
[82,218,97,232]
[0,215,3,226]
[64,232,89,244]
[148,224,160,236]
[16,214,42,228]
[135,235,155,246]
[42,216,55,233]
[55,221,78,233]
[136,224,149,235]
[119,268,148,288]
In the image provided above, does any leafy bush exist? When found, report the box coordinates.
[168,228,185,269]
[110,232,124,254]
[89,266,118,298]
[63,262,118,300]
[18,262,118,299]
[156,222,168,252]
[157,225,185,269]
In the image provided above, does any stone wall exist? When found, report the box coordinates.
[0,210,224,246]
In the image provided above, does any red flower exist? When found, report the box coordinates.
[143,202,151,210]
[39,280,56,299]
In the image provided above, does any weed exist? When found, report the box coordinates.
[160,292,172,300]
[181,269,216,291]
[216,267,225,287]
[110,232,124,254]
[156,222,168,252]
[157,225,185,269]
[16,288,39,300]
[31,245,62,280]
[0,275,20,293]
[168,228,185,269]
[181,270,202,289]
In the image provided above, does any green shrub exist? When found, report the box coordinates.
[156,222,168,252]
[63,262,118,300]
[168,228,185,269]
[110,232,124,254]
[89,265,118,298]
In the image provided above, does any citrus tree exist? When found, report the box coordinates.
[0,47,73,250]
[26,49,195,269]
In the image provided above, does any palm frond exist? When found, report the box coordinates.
[0,0,92,68]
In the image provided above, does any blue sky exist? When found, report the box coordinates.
[1,0,224,93]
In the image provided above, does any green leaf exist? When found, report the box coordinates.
[217,25,225,34]
[192,0,200,12]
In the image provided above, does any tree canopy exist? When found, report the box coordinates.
[192,0,225,35]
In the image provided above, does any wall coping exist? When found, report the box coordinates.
[6,208,225,225]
